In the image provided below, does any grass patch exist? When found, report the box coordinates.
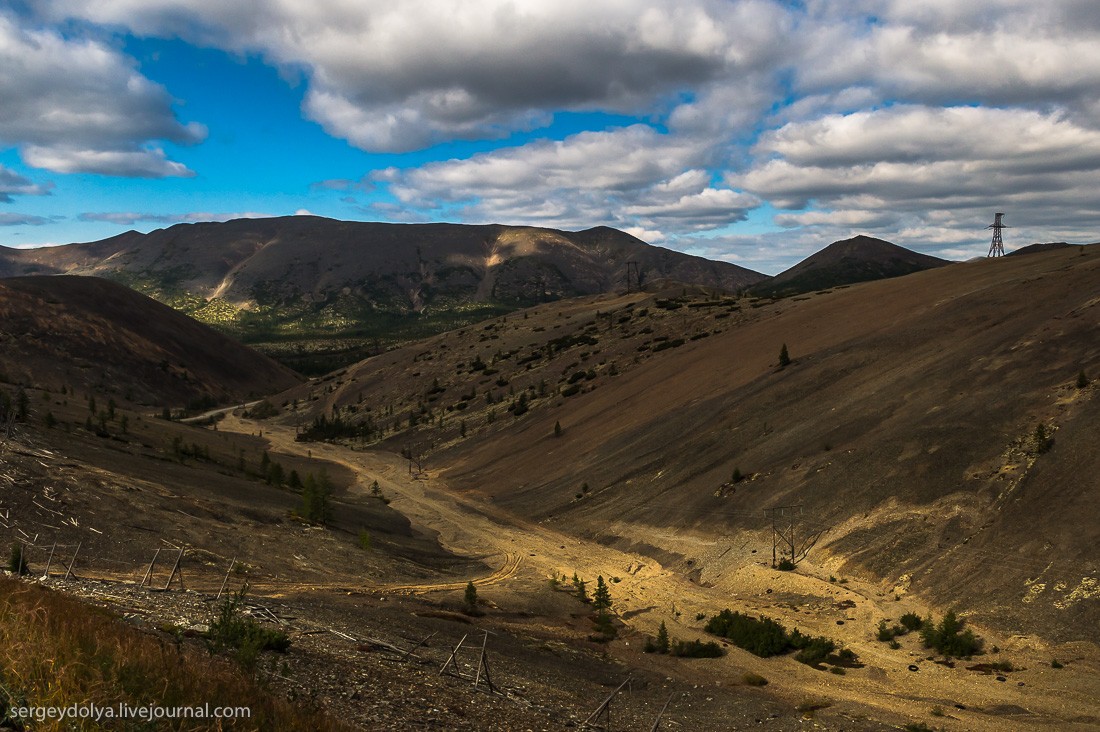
[0,575,342,730]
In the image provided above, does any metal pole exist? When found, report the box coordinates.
[64,541,81,580]
[140,548,160,587]
[42,542,56,579]
[216,557,236,600]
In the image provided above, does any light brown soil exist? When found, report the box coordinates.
[222,413,1100,731]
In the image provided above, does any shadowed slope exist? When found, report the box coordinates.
[0,275,301,405]
[751,234,949,297]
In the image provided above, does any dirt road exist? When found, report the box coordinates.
[219,414,1100,731]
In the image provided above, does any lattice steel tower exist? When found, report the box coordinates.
[987,212,1008,257]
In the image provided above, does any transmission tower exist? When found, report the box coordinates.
[987,212,1008,257]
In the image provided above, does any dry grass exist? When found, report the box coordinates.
[0,576,347,731]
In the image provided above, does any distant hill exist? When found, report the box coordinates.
[0,276,300,406]
[1006,242,1074,257]
[0,217,765,373]
[751,235,949,297]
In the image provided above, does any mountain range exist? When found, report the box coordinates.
[0,217,763,373]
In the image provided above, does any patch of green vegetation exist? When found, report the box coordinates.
[919,611,983,658]
[704,610,789,657]
[705,610,857,669]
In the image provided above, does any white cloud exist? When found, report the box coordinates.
[0,13,202,176]
[40,0,788,152]
[22,1,1100,270]
[737,106,1100,247]
[375,124,759,233]
[23,145,193,178]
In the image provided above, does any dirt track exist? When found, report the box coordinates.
[220,414,1100,731]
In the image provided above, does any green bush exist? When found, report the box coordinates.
[791,633,835,668]
[777,558,795,571]
[707,609,857,669]
[899,612,923,631]
[670,640,724,658]
[208,584,290,672]
[741,672,768,686]
[920,611,982,658]
[705,610,789,657]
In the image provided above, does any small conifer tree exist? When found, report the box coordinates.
[778,343,791,368]
[593,576,612,615]
[464,581,479,614]
[656,621,670,653]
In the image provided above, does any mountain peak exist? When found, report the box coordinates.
[751,234,950,297]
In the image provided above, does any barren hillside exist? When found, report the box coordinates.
[279,246,1100,643]
[0,275,300,406]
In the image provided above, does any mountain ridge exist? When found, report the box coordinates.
[0,216,766,373]
[751,234,950,297]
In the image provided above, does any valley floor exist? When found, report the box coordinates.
[206,413,1100,731]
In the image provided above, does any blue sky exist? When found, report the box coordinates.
[3,2,1100,274]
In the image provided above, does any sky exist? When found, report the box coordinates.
[2,1,1099,275]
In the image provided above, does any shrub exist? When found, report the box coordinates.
[671,640,724,658]
[741,672,768,686]
[899,612,924,631]
[1077,370,1090,389]
[877,620,909,642]
[1051,659,1064,669]
[705,610,789,657]
[777,558,795,571]
[208,584,290,673]
[920,611,983,658]
[791,634,835,668]
[357,530,371,551]
[778,343,791,368]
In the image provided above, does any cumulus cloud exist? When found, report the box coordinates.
[797,1,1100,118]
[0,13,202,176]
[375,125,759,233]
[735,105,1100,252]
[41,0,787,152]
[0,165,51,202]
[24,1,1100,268]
